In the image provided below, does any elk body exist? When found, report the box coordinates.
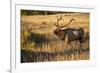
[54,27,84,44]
[54,15,84,45]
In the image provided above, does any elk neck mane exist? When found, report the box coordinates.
[54,28,66,40]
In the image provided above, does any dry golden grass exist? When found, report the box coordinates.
[21,13,90,63]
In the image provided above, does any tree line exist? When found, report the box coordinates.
[21,10,67,15]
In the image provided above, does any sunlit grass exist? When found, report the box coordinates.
[21,13,90,63]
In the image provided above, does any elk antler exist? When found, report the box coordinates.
[57,14,62,25]
[54,14,76,29]
[54,14,62,28]
[60,18,76,28]
[66,18,76,26]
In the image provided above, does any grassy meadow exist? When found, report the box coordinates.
[21,10,90,63]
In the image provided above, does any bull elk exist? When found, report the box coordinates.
[53,15,84,45]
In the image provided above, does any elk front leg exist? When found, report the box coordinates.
[64,35,69,48]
